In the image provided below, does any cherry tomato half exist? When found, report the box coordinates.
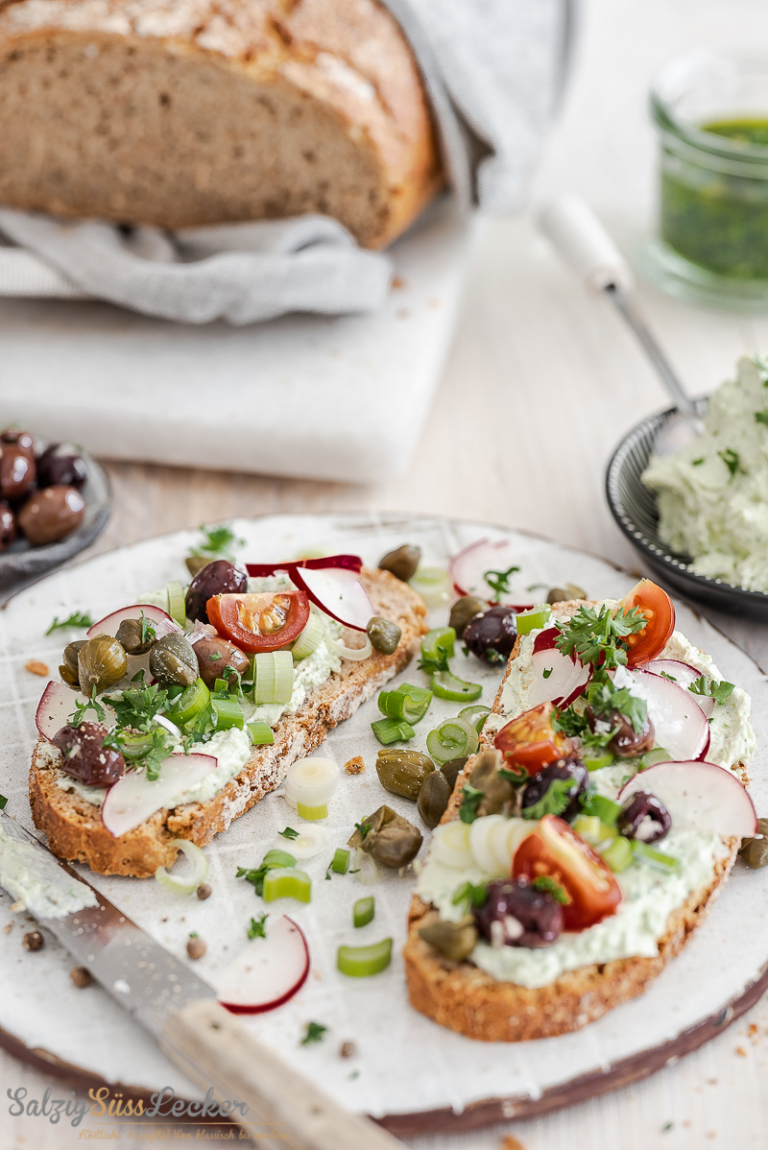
[207,590,309,653]
[494,701,573,776]
[619,579,675,668]
[513,815,622,931]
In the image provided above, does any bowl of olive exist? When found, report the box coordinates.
[0,430,111,603]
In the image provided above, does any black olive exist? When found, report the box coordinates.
[52,722,125,787]
[17,485,85,546]
[0,444,35,500]
[520,758,588,822]
[36,443,88,489]
[587,707,655,759]
[618,791,672,844]
[473,878,564,948]
[185,559,247,624]
[0,501,16,551]
[463,606,517,665]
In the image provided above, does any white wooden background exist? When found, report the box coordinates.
[4,0,768,1145]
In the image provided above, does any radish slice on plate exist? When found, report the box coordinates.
[36,681,116,742]
[246,554,363,577]
[87,604,182,641]
[646,659,715,718]
[617,668,710,762]
[217,915,310,1014]
[528,628,590,708]
[101,753,217,838]
[449,538,534,608]
[291,566,373,632]
[619,760,756,839]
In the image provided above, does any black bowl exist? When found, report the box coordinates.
[605,398,768,620]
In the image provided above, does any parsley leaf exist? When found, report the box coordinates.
[532,875,572,905]
[542,667,553,679]
[458,783,485,824]
[278,827,299,840]
[190,523,244,563]
[247,914,268,940]
[499,764,528,786]
[689,675,735,707]
[301,1021,327,1046]
[354,820,371,841]
[691,457,705,466]
[139,610,156,647]
[483,564,520,599]
[451,880,488,909]
[237,864,271,896]
[756,409,768,427]
[718,447,744,480]
[587,677,647,735]
[68,689,107,728]
[418,648,451,675]
[555,603,646,670]
[0,794,8,810]
[46,611,94,635]
[522,777,575,820]
[106,684,169,731]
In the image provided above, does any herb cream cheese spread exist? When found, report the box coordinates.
[0,823,98,918]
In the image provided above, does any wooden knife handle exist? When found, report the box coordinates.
[161,998,403,1150]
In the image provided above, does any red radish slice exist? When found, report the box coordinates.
[529,628,590,708]
[646,659,715,718]
[619,668,710,762]
[246,554,363,577]
[87,604,181,641]
[101,753,217,838]
[217,916,310,1014]
[619,760,756,839]
[36,681,116,742]
[291,566,374,632]
[449,538,534,608]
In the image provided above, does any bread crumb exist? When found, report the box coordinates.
[391,275,406,290]
[344,756,365,775]
[4,923,13,934]
[748,1023,759,1037]
[70,967,92,988]
[735,1046,747,1057]
[501,1136,526,1150]
[25,659,49,677]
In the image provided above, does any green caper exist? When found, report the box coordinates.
[348,805,423,868]
[376,748,433,800]
[77,635,128,695]
[469,749,515,817]
[739,818,768,868]
[441,756,468,791]
[419,916,478,962]
[367,616,402,656]
[417,770,451,828]
[185,555,213,577]
[378,544,421,583]
[449,595,485,638]
[547,583,588,605]
[149,633,199,687]
[60,639,86,686]
[116,616,156,656]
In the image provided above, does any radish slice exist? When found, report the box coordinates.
[101,753,217,838]
[646,659,715,718]
[616,667,710,762]
[246,554,363,577]
[87,603,181,640]
[449,538,534,608]
[528,628,590,708]
[36,681,116,742]
[619,760,757,839]
[217,916,310,1015]
[291,566,373,632]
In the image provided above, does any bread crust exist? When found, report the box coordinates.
[29,566,427,877]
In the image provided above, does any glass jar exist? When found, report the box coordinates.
[647,50,768,308]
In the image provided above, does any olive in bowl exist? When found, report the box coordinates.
[36,443,88,489]
[18,486,86,546]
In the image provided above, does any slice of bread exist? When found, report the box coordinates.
[29,567,427,878]
[403,601,744,1041]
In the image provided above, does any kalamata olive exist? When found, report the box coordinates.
[193,635,249,688]
[17,485,85,546]
[78,635,127,695]
[419,916,478,962]
[378,544,421,583]
[1,428,34,457]
[468,750,515,817]
[149,633,199,687]
[547,583,587,605]
[36,443,88,489]
[115,616,157,656]
[609,712,655,758]
[348,805,423,868]
[52,722,125,787]
[739,817,768,869]
[449,595,485,638]
[185,559,247,624]
[366,616,402,655]
[463,606,517,665]
[473,878,564,948]
[376,748,434,800]
[60,639,86,686]
[441,756,468,791]
[417,770,451,828]
[618,791,672,844]
[0,501,16,551]
[0,444,35,500]
[520,759,588,822]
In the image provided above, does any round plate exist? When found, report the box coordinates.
[1,512,767,1136]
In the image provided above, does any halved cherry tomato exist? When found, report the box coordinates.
[512,815,622,931]
[207,590,309,653]
[619,579,675,668]
[494,701,573,776]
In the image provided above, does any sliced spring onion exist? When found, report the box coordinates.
[582,749,615,772]
[153,713,182,739]
[284,756,339,811]
[297,802,328,821]
[154,839,208,896]
[119,730,159,761]
[333,633,373,662]
[352,848,379,886]
[600,835,633,873]
[214,677,240,695]
[371,717,415,745]
[262,866,312,903]
[169,678,210,728]
[587,795,623,827]
[431,670,482,703]
[212,695,245,731]
[167,580,187,628]
[515,605,551,636]
[426,717,479,766]
[409,566,451,609]
[353,896,375,928]
[572,815,616,850]
[421,626,456,664]
[377,683,432,725]
[337,938,392,977]
[458,704,491,734]
[252,650,294,705]
[247,720,275,746]
[331,847,350,875]
[632,841,680,872]
[640,747,673,769]
[262,848,297,868]
[431,820,473,870]
[278,824,330,860]
[291,612,326,661]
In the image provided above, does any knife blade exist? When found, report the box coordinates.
[0,810,402,1150]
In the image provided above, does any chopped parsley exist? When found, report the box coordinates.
[46,610,94,635]
[542,667,553,679]
[68,689,107,728]
[532,875,572,905]
[208,651,222,661]
[354,820,371,841]
[756,409,768,427]
[483,564,520,599]
[0,794,7,810]
[106,684,169,732]
[458,783,485,824]
[190,523,244,563]
[659,671,676,681]
[247,914,268,940]
[691,457,705,466]
[555,602,646,670]
[451,880,488,909]
[278,827,299,840]
[499,763,528,786]
[718,447,744,480]
[301,1021,327,1046]
[689,675,735,707]
[236,864,271,896]
[521,777,575,820]
[139,610,156,647]
[418,647,451,675]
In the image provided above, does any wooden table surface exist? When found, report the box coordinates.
[4,0,768,1146]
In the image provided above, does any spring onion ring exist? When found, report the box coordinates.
[378,684,432,725]
[297,802,328,821]
[430,671,482,703]
[337,938,392,977]
[331,847,350,875]
[262,866,312,903]
[601,835,633,873]
[426,717,479,765]
[291,612,326,661]
[284,757,339,812]
[166,581,187,629]
[276,825,330,860]
[409,566,452,608]
[247,720,275,746]
[371,718,415,745]
[154,839,208,896]
[252,650,294,705]
[211,695,245,731]
[515,605,551,635]
[458,704,491,734]
[154,713,183,739]
[169,678,210,727]
[333,633,373,662]
[353,896,375,928]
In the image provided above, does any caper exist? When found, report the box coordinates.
[77,635,127,695]
[417,770,451,828]
[378,544,421,583]
[149,633,199,688]
[469,750,515,817]
[185,555,213,577]
[376,748,433,800]
[441,756,468,791]
[348,805,423,868]
[739,818,768,869]
[367,616,402,656]
[449,595,485,638]
[116,616,156,656]
[60,639,86,686]
[419,916,478,962]
[547,583,588,606]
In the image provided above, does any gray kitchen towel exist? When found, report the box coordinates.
[0,0,573,325]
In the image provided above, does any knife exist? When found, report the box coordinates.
[0,809,403,1150]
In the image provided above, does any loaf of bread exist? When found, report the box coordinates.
[0,0,443,248]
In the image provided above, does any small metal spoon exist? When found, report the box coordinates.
[538,194,704,454]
